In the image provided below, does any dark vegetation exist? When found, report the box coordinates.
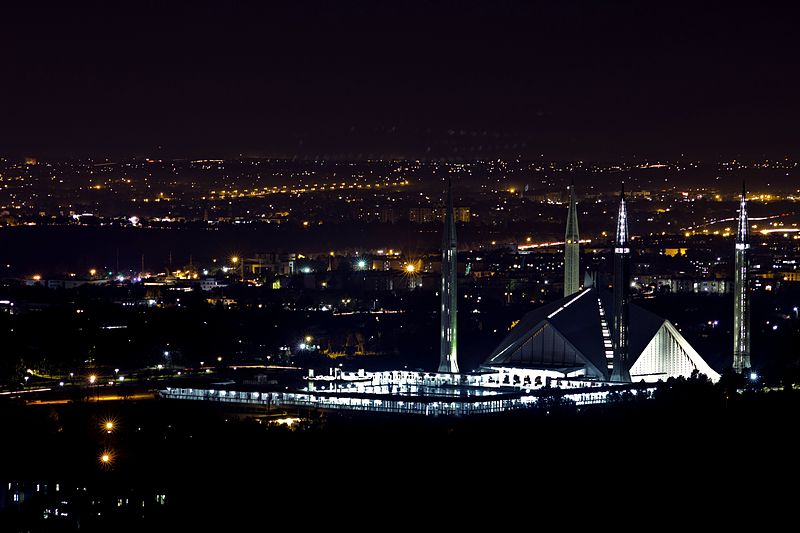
[1,372,798,529]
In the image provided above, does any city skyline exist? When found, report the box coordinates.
[1,3,798,525]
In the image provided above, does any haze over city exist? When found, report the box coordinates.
[2,2,798,160]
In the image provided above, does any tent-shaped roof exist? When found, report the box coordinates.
[485,288,608,378]
[484,287,720,382]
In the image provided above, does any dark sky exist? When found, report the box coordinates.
[1,1,797,160]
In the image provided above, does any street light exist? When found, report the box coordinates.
[231,256,244,280]
[88,374,98,401]
[99,450,114,469]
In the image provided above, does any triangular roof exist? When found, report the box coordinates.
[485,288,608,379]
[630,320,721,381]
[484,287,720,382]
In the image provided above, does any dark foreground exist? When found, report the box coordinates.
[2,379,799,530]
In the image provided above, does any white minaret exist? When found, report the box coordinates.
[733,182,751,373]
[439,177,459,373]
[611,185,631,382]
[564,180,580,297]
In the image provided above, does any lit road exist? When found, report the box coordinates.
[27,392,156,405]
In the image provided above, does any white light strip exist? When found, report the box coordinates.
[597,297,614,365]
[547,288,591,319]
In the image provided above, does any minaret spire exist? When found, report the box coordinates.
[439,177,459,373]
[564,179,580,297]
[611,184,631,382]
[733,181,751,373]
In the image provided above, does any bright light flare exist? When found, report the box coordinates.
[100,416,119,434]
[99,449,114,469]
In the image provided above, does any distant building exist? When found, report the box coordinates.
[409,206,470,224]
[379,207,402,223]
[23,278,106,289]
[247,253,297,276]
[655,278,730,294]
[780,272,800,282]
[200,279,228,291]
[527,191,562,203]
[409,207,437,224]
[45,279,90,289]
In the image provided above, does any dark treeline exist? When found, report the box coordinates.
[1,373,798,528]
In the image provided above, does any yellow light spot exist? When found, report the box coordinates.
[99,449,114,468]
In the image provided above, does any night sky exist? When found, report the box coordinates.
[1,1,797,160]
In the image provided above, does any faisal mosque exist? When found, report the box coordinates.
[163,181,754,415]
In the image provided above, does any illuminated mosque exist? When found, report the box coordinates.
[164,181,744,415]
